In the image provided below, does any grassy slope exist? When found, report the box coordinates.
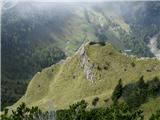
[141,97,160,120]
[2,3,133,108]
[11,43,160,115]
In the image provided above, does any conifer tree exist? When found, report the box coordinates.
[112,79,123,103]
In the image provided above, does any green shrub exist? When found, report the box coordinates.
[98,42,106,46]
[1,102,50,120]
[56,100,144,120]
[149,109,160,120]
[123,76,147,109]
[147,77,160,97]
[1,100,145,120]
[137,76,146,88]
[131,62,136,67]
[122,76,160,110]
[89,42,97,45]
[92,97,99,107]
[112,79,123,103]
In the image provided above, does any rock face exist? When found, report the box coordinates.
[11,42,160,111]
[79,43,95,82]
[148,33,160,59]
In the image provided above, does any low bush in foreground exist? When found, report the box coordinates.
[1,101,145,120]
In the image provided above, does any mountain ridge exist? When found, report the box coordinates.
[2,1,160,109]
[10,42,160,112]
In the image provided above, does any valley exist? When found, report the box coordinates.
[1,1,160,119]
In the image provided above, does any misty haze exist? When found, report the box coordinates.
[1,1,160,120]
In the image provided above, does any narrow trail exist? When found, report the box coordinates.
[148,33,160,59]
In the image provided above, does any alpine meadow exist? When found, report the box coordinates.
[1,1,160,120]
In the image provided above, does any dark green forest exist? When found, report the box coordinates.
[1,4,67,108]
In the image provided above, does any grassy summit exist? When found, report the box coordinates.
[11,42,160,112]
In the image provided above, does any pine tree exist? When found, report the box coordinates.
[137,75,146,88]
[112,79,123,104]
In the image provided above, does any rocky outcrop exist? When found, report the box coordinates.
[148,33,160,59]
[79,42,95,82]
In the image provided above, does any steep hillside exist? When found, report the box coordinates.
[11,42,160,112]
[2,1,160,108]
[141,97,160,119]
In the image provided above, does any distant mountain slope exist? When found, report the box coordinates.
[11,42,160,112]
[2,1,160,108]
[157,34,160,49]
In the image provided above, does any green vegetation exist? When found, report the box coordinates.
[2,1,160,109]
[56,100,144,120]
[2,77,160,120]
[149,109,160,120]
[122,76,160,110]
[111,79,123,104]
[8,43,160,118]
[1,103,51,120]
[1,101,144,120]
[1,77,28,110]
[92,97,99,107]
